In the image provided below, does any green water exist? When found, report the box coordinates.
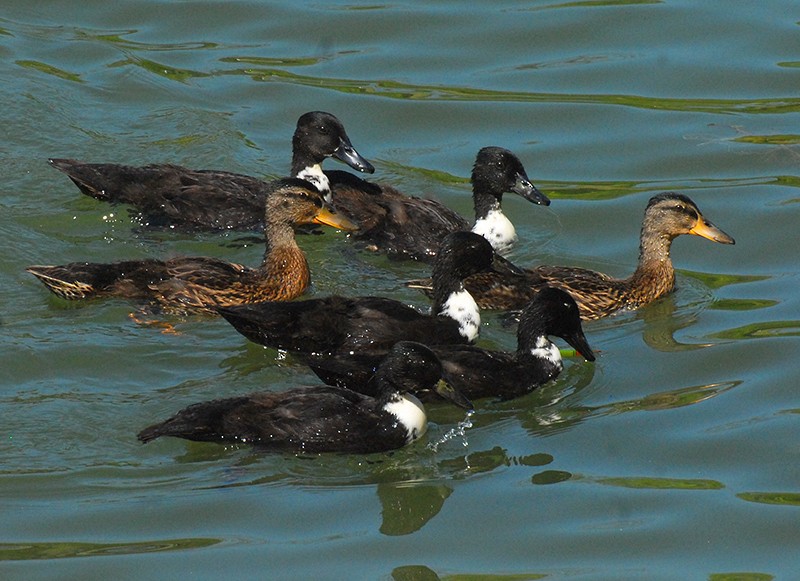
[3,1,800,579]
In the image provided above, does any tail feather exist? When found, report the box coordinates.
[26,260,165,300]
[26,265,101,300]
[137,396,251,443]
[49,158,114,201]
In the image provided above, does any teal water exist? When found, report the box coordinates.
[3,1,800,579]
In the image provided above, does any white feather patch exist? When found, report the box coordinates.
[297,163,331,200]
[384,393,428,443]
[439,289,481,342]
[472,208,517,254]
[529,336,563,369]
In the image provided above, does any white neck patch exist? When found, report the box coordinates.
[472,208,517,254]
[296,163,331,200]
[529,336,563,369]
[439,289,481,342]
[384,393,428,443]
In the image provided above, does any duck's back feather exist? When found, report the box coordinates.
[137,387,406,453]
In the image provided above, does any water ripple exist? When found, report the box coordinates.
[0,538,221,561]
[225,66,800,114]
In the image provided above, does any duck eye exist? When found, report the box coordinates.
[318,125,329,135]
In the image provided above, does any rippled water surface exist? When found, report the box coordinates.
[3,1,800,580]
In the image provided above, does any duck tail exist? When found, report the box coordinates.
[49,158,121,201]
[137,397,250,443]
[26,264,104,300]
[26,260,156,300]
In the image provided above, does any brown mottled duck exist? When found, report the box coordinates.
[407,192,735,320]
[26,179,356,314]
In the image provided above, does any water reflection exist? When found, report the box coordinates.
[376,481,452,536]
[0,537,221,561]
[390,564,547,581]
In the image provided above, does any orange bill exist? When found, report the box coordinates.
[313,207,358,231]
[689,216,735,245]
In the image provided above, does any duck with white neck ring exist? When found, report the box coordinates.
[49,111,374,231]
[327,146,549,261]
[217,231,524,357]
[308,287,596,402]
[137,341,473,454]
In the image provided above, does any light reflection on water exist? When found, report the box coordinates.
[3,0,800,579]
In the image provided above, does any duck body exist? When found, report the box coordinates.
[218,231,524,355]
[218,295,470,356]
[328,147,550,261]
[137,342,471,454]
[309,287,596,401]
[27,179,356,314]
[50,111,374,231]
[410,192,735,320]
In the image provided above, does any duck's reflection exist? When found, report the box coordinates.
[377,481,452,536]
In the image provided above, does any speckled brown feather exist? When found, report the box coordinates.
[27,179,353,314]
[410,192,734,320]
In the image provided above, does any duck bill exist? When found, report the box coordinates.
[434,379,474,411]
[333,137,375,174]
[564,329,596,362]
[690,217,735,245]
[513,173,550,207]
[313,207,359,231]
[490,253,526,276]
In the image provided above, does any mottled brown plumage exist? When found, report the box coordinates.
[408,192,735,320]
[26,179,356,314]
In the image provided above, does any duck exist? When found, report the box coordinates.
[49,111,374,231]
[308,287,595,402]
[137,341,473,454]
[326,146,550,261]
[217,231,524,356]
[408,192,735,320]
[26,179,357,314]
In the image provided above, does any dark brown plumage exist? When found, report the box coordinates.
[26,179,356,314]
[308,287,595,401]
[49,111,374,231]
[217,232,524,356]
[326,146,550,261]
[137,341,471,454]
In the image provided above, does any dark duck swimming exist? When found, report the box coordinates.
[309,287,595,402]
[217,231,524,356]
[409,192,735,320]
[327,146,550,261]
[26,179,356,314]
[137,341,472,454]
[49,111,374,231]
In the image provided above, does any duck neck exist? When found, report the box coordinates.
[381,390,428,444]
[258,222,310,300]
[290,143,331,197]
[433,276,481,342]
[627,225,677,301]
[472,195,516,253]
[517,334,563,379]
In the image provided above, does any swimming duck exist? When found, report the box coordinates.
[26,179,356,314]
[217,231,524,356]
[327,146,550,261]
[49,111,374,231]
[408,192,735,320]
[308,287,595,401]
[137,341,473,454]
